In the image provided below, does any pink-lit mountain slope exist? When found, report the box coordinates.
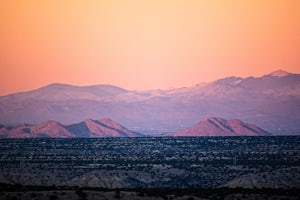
[166,117,271,136]
[0,120,74,138]
[0,70,299,135]
[0,118,142,138]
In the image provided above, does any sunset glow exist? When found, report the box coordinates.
[1,0,300,95]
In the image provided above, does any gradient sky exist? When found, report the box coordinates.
[1,0,300,95]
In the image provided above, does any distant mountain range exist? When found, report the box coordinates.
[0,117,270,138]
[0,70,299,135]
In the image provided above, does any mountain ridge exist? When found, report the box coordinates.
[0,118,142,138]
[166,117,271,136]
[0,70,299,135]
[0,117,270,138]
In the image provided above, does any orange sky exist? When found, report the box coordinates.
[0,0,300,95]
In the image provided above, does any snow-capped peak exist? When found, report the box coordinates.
[268,70,290,77]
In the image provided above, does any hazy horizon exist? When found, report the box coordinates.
[1,1,300,96]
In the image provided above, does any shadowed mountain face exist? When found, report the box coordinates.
[166,117,271,136]
[0,70,299,135]
[0,118,141,138]
[66,118,142,138]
